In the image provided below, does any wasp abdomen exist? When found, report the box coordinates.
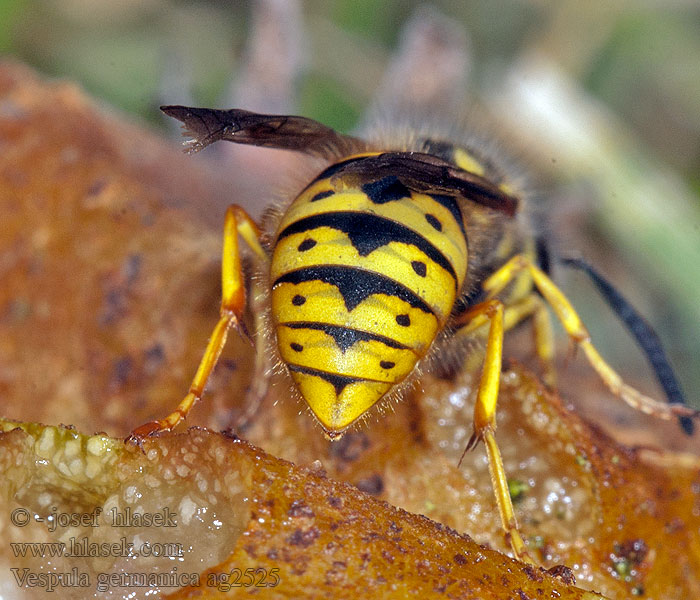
[270,153,469,434]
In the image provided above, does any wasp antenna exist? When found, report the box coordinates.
[559,256,695,435]
[160,105,361,158]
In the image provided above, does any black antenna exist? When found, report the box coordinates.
[559,256,693,435]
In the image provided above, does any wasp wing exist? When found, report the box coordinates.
[161,105,361,158]
[334,152,519,216]
[161,107,517,216]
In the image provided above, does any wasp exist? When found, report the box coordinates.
[132,105,697,562]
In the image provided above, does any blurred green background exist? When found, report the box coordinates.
[2,0,699,412]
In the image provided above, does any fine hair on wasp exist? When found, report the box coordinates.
[129,104,698,563]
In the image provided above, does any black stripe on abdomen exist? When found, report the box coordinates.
[287,364,364,395]
[277,211,456,281]
[273,265,435,314]
[282,321,411,353]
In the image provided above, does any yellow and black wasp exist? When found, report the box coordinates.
[132,105,697,561]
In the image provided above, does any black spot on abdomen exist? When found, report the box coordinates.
[297,238,317,252]
[411,261,427,277]
[310,190,334,202]
[396,314,410,327]
[425,213,442,231]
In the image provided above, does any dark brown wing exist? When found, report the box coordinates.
[331,152,519,216]
[161,106,518,215]
[160,105,361,158]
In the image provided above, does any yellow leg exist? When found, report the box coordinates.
[531,295,556,388]
[455,294,556,388]
[483,255,697,421]
[457,299,533,563]
[130,205,267,438]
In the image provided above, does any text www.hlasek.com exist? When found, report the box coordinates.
[10,536,183,559]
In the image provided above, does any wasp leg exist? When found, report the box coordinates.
[230,277,272,432]
[456,294,556,388]
[455,299,533,563]
[531,296,556,388]
[130,205,268,438]
[483,255,697,421]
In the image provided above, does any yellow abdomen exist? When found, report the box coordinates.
[270,154,468,435]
